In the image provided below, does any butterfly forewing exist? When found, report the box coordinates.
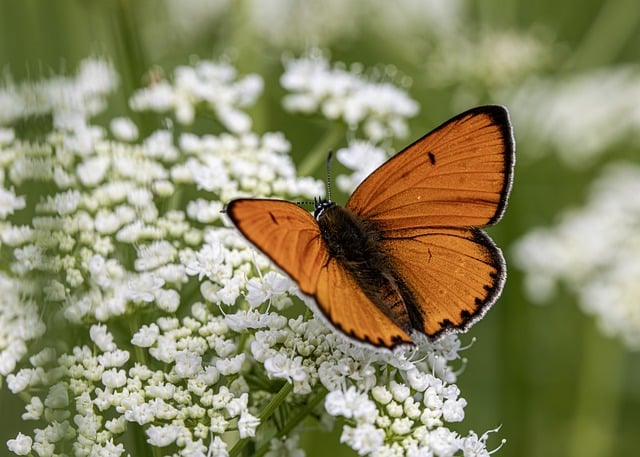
[226,199,326,293]
[346,105,514,230]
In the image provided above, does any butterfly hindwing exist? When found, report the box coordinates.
[346,105,514,230]
[380,226,505,337]
[315,258,413,346]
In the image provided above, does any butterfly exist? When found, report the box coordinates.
[226,105,514,348]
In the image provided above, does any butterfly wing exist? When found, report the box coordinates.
[346,105,514,229]
[315,258,412,346]
[226,199,326,292]
[344,105,513,338]
[226,199,413,346]
[381,226,505,338]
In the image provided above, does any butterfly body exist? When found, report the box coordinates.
[227,105,515,348]
[315,201,414,335]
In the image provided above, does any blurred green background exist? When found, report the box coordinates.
[1,1,639,456]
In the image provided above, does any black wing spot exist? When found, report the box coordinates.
[427,151,436,165]
[460,309,472,320]
[268,212,278,224]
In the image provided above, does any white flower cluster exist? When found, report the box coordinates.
[129,60,263,132]
[322,359,493,457]
[427,30,550,90]
[2,56,498,457]
[0,274,45,376]
[166,0,464,51]
[334,140,388,194]
[513,162,640,350]
[281,52,419,142]
[0,58,118,125]
[505,66,640,167]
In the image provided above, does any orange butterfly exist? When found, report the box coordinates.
[227,106,514,348]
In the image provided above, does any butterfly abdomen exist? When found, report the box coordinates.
[317,203,413,333]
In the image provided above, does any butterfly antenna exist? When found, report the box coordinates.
[326,150,333,202]
[296,151,334,208]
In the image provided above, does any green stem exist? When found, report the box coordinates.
[565,0,640,70]
[297,124,346,177]
[566,324,623,457]
[228,381,294,457]
[253,386,328,457]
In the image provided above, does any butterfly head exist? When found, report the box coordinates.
[313,197,335,220]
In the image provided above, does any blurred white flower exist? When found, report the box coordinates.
[428,29,551,90]
[335,140,388,193]
[0,58,118,126]
[282,52,418,141]
[513,162,640,349]
[109,117,139,141]
[130,60,262,132]
[505,66,640,167]
[166,0,463,52]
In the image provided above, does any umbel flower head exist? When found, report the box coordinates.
[2,54,501,457]
[513,162,640,350]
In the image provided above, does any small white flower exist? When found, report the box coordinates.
[187,198,224,223]
[215,353,245,375]
[97,349,130,368]
[245,271,293,309]
[22,396,44,420]
[390,417,413,435]
[265,435,305,457]
[429,427,461,457]
[155,288,181,312]
[134,240,177,271]
[0,127,15,145]
[264,353,307,383]
[102,368,127,388]
[442,398,467,422]
[128,273,165,302]
[110,116,139,141]
[371,386,393,405]
[146,423,181,447]
[237,410,260,438]
[340,423,385,456]
[174,350,202,378]
[7,432,33,455]
[209,436,229,457]
[325,386,377,422]
[77,155,111,187]
[89,324,117,352]
[390,380,411,403]
[335,140,387,193]
[225,392,249,417]
[0,187,26,218]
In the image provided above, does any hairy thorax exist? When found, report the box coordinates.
[316,203,413,333]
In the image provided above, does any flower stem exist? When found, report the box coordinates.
[298,124,346,177]
[228,381,294,457]
[253,386,328,457]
